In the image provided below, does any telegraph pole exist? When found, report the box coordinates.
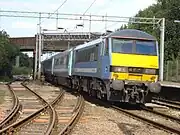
[34,13,42,80]
[37,25,42,80]
[160,18,165,81]
[34,32,38,79]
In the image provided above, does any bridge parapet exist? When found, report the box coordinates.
[10,32,103,51]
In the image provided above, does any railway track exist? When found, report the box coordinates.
[0,82,21,129]
[19,83,85,135]
[152,97,180,110]
[141,105,180,123]
[82,93,180,135]
[112,105,180,134]
[0,81,85,135]
[0,81,64,134]
[58,94,84,135]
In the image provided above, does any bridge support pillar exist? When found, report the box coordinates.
[15,56,20,67]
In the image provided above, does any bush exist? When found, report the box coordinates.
[12,66,32,75]
[0,76,12,82]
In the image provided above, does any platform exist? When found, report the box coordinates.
[160,81,180,88]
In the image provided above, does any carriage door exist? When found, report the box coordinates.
[68,50,73,76]
[100,39,110,79]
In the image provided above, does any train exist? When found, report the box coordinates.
[42,29,161,104]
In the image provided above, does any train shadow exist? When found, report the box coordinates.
[42,81,143,110]
[56,84,143,110]
[59,85,112,109]
[158,86,180,102]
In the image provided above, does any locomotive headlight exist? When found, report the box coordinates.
[113,74,119,80]
[144,69,156,75]
[113,67,128,73]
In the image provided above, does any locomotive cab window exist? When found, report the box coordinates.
[112,39,133,54]
[136,40,157,55]
[112,38,157,56]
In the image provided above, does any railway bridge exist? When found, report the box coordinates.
[10,32,102,51]
[10,32,102,67]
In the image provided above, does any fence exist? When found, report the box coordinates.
[164,59,180,82]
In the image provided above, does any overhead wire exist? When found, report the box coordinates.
[79,0,97,32]
[40,0,68,24]
[82,0,97,16]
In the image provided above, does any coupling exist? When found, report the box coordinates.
[111,80,124,90]
[148,82,161,93]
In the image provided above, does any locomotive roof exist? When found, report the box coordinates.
[107,29,156,41]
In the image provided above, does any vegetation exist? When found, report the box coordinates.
[0,30,19,80]
[19,53,33,69]
[118,0,180,62]
[12,66,32,75]
[0,30,33,81]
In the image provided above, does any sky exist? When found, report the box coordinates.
[0,0,157,58]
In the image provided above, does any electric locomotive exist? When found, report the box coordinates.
[71,29,161,103]
[42,29,161,104]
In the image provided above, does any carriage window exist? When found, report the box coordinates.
[100,41,104,56]
[75,45,98,63]
[105,39,109,55]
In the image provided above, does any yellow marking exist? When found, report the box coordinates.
[128,74,142,81]
[111,53,158,68]
[111,72,158,82]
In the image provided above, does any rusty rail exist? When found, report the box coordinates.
[140,105,180,123]
[152,100,180,110]
[112,106,180,134]
[0,82,21,129]
[59,95,84,135]
[81,94,180,135]
[153,97,180,106]
[0,81,65,135]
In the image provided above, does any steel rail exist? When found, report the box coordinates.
[152,97,180,106]
[151,100,180,110]
[21,82,57,135]
[112,106,180,135]
[59,95,84,135]
[0,82,21,129]
[0,82,64,135]
[82,95,180,135]
[140,105,180,123]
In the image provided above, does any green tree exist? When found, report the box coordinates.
[19,53,33,68]
[0,30,20,78]
[116,24,128,31]
[121,0,180,61]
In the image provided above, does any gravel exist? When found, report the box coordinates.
[54,92,78,133]
[0,84,13,121]
[157,107,180,118]
[26,82,61,103]
[22,82,174,135]
[72,100,172,135]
